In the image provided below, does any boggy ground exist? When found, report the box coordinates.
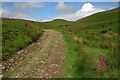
[2,29,65,78]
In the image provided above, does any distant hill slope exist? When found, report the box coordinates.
[43,19,73,29]
[68,7,119,33]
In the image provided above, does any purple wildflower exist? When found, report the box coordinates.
[100,53,105,71]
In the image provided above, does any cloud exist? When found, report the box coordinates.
[29,18,52,22]
[1,8,51,22]
[2,8,31,19]
[55,2,76,13]
[13,2,31,10]
[13,2,45,10]
[109,7,116,10]
[27,2,45,8]
[53,3,105,21]
[0,3,1,17]
[81,3,95,12]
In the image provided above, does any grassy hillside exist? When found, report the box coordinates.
[43,19,73,29]
[69,8,119,33]
[2,18,43,59]
[43,8,119,78]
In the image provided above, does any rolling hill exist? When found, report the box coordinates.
[43,19,73,29]
[68,7,119,33]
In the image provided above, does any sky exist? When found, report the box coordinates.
[1,0,120,2]
[1,2,119,22]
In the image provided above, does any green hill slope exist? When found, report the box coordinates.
[2,18,43,59]
[68,7,119,33]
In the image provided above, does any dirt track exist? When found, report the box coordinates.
[2,29,65,78]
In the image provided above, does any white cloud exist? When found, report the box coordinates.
[0,9,2,17]
[109,7,116,10]
[53,3,105,21]
[42,19,53,22]
[13,2,31,10]
[27,2,45,8]
[81,3,95,12]
[55,2,76,13]
[1,2,47,22]
[29,18,52,22]
[1,8,51,22]
[13,2,45,10]
[2,8,31,19]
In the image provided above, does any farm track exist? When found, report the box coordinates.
[2,29,65,78]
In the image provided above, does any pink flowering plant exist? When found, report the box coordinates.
[100,53,105,71]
